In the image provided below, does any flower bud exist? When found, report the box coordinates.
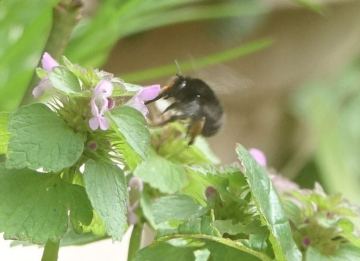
[205,186,217,200]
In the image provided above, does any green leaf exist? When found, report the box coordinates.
[0,0,57,111]
[337,219,360,247]
[62,56,93,87]
[81,210,106,236]
[6,103,84,172]
[178,216,221,237]
[236,144,302,261]
[0,112,11,154]
[110,106,150,170]
[134,150,186,194]
[83,159,128,241]
[60,229,107,247]
[206,241,262,261]
[212,219,266,236]
[48,66,82,95]
[140,190,157,229]
[185,164,250,213]
[0,164,92,244]
[134,242,196,261]
[153,123,220,165]
[244,233,269,253]
[152,195,208,224]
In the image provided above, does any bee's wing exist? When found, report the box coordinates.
[197,64,253,94]
[184,57,253,94]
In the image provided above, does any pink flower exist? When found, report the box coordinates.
[93,80,113,99]
[89,80,113,131]
[270,174,299,194]
[32,52,59,98]
[249,148,267,167]
[41,52,59,72]
[127,85,161,116]
[32,78,52,98]
[89,99,110,130]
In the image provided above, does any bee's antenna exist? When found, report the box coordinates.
[174,59,182,76]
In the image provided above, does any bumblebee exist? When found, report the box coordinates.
[145,74,224,145]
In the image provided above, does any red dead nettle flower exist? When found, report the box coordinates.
[32,52,160,162]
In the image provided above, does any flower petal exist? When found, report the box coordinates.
[98,117,110,130]
[138,85,161,101]
[107,98,115,109]
[129,177,143,192]
[270,174,299,194]
[249,148,267,167]
[32,78,51,98]
[89,117,100,130]
[90,98,100,117]
[94,80,113,98]
[41,52,59,72]
[126,96,149,116]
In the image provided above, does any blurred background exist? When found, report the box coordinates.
[1,0,360,260]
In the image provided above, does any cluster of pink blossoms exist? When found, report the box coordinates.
[33,52,161,131]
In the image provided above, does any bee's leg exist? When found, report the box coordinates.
[161,101,180,114]
[145,81,175,105]
[145,94,162,105]
[187,118,205,146]
[156,114,188,126]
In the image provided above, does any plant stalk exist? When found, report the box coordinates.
[127,224,143,261]
[41,239,61,261]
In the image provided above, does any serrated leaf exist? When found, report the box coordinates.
[6,103,84,172]
[110,106,150,170]
[82,210,106,236]
[152,195,208,224]
[83,159,128,241]
[178,216,221,237]
[134,242,196,261]
[62,56,93,87]
[48,66,82,95]
[0,164,92,245]
[243,233,269,252]
[236,144,302,261]
[60,228,107,247]
[212,219,266,236]
[134,150,186,194]
[206,241,262,261]
[153,123,219,165]
[0,112,11,154]
[337,219,360,247]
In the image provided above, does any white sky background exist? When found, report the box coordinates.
[0,229,132,261]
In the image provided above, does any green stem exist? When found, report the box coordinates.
[41,239,61,261]
[20,0,83,107]
[127,224,143,261]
